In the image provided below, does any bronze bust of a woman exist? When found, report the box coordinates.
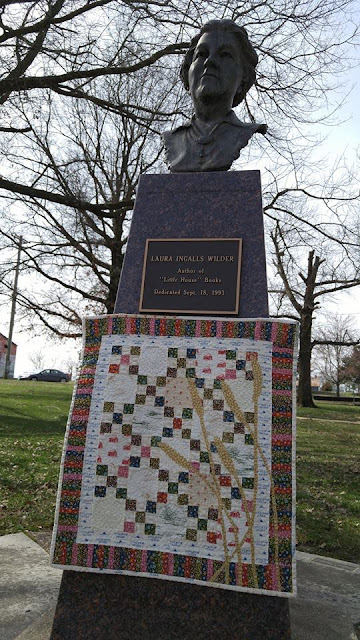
[163,20,267,173]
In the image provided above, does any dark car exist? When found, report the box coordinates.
[23,369,70,382]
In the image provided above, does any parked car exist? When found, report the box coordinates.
[22,369,70,382]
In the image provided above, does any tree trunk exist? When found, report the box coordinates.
[297,313,316,407]
[107,245,123,313]
[106,211,127,313]
[297,251,325,408]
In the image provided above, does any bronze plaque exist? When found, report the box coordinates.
[139,238,242,314]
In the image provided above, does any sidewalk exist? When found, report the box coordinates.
[0,533,61,640]
[0,532,359,640]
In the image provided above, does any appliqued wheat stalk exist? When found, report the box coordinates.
[222,356,281,588]
[159,439,244,581]
[159,358,279,589]
[213,436,255,586]
[159,442,216,493]
[188,378,232,583]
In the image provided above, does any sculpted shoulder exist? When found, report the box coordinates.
[162,120,192,144]
[162,112,267,173]
[224,110,267,135]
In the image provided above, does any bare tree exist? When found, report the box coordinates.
[60,352,80,379]
[28,349,45,371]
[313,314,359,396]
[270,221,360,407]
[0,65,182,336]
[0,1,359,203]
[340,345,360,392]
[0,1,189,111]
[0,0,359,342]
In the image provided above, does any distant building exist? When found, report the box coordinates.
[0,333,17,378]
[295,376,321,392]
[311,377,320,392]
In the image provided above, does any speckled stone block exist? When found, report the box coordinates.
[49,172,290,640]
[115,171,268,317]
[51,571,291,640]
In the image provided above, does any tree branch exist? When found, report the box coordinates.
[0,176,133,216]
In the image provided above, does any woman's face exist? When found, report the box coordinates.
[188,30,243,107]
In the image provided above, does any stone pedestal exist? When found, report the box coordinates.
[50,171,291,639]
[115,171,268,317]
[51,571,291,640]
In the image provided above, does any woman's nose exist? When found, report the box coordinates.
[204,52,217,67]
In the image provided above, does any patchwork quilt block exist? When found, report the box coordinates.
[51,315,298,597]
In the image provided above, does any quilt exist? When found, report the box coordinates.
[51,314,298,597]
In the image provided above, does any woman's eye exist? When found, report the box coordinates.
[220,50,232,58]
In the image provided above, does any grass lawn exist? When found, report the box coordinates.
[296,413,360,563]
[297,401,360,422]
[0,380,73,535]
[0,381,359,563]
[296,398,360,563]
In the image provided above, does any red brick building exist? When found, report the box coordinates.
[0,333,17,378]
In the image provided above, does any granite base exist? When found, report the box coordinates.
[51,570,290,640]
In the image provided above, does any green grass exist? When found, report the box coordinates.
[297,400,360,422]
[0,379,73,436]
[0,380,73,535]
[0,381,359,563]
[296,417,360,563]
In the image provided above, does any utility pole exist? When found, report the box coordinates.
[4,236,22,379]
